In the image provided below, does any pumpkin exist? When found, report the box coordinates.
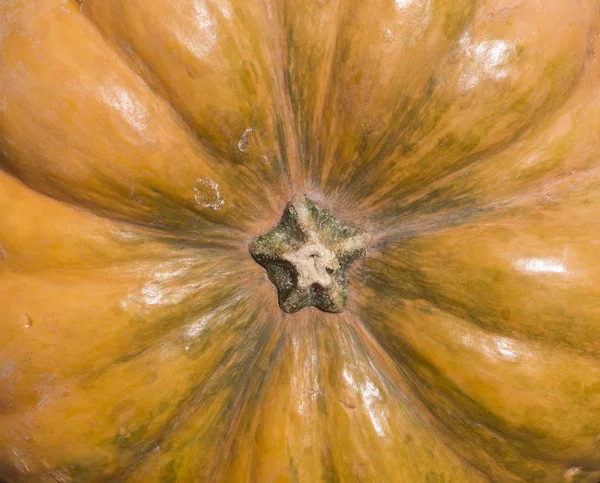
[1,0,600,481]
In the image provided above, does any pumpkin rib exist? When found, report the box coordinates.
[283,0,346,189]
[74,255,256,377]
[372,92,600,229]
[77,7,240,184]
[349,316,527,482]
[355,302,600,481]
[222,312,490,482]
[80,0,300,198]
[206,323,288,482]
[362,58,588,202]
[319,0,596,218]
[0,160,250,246]
[362,201,600,356]
[393,80,600,230]
[346,310,501,475]
[0,0,289,237]
[353,76,589,226]
[306,0,452,192]
[1,276,284,481]
[266,0,306,191]
[364,27,600,228]
[300,0,477,195]
[78,2,295,196]
[0,165,249,251]
[357,233,600,479]
[116,309,286,483]
[0,169,191,274]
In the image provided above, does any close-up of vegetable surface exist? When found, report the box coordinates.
[1,0,600,481]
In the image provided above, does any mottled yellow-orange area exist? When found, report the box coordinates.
[2,0,600,482]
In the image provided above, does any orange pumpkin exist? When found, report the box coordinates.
[1,0,600,481]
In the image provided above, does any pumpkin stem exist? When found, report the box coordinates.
[249,194,371,313]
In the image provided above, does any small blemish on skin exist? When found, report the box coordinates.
[0,242,5,260]
[236,127,254,153]
[339,398,357,410]
[37,395,51,408]
[193,178,225,210]
[23,314,33,328]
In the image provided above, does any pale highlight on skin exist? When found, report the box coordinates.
[1,0,600,482]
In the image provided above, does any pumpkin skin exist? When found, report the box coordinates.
[1,0,600,481]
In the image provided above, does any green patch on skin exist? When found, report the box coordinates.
[425,471,448,483]
[113,419,152,449]
[510,92,531,114]
[287,454,301,483]
[144,371,159,384]
[320,447,342,483]
[442,4,475,40]
[159,460,177,483]
[53,455,113,482]
[158,400,170,414]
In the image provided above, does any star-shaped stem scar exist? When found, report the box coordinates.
[249,194,371,313]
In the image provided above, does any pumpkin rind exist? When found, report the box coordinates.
[2,0,600,482]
